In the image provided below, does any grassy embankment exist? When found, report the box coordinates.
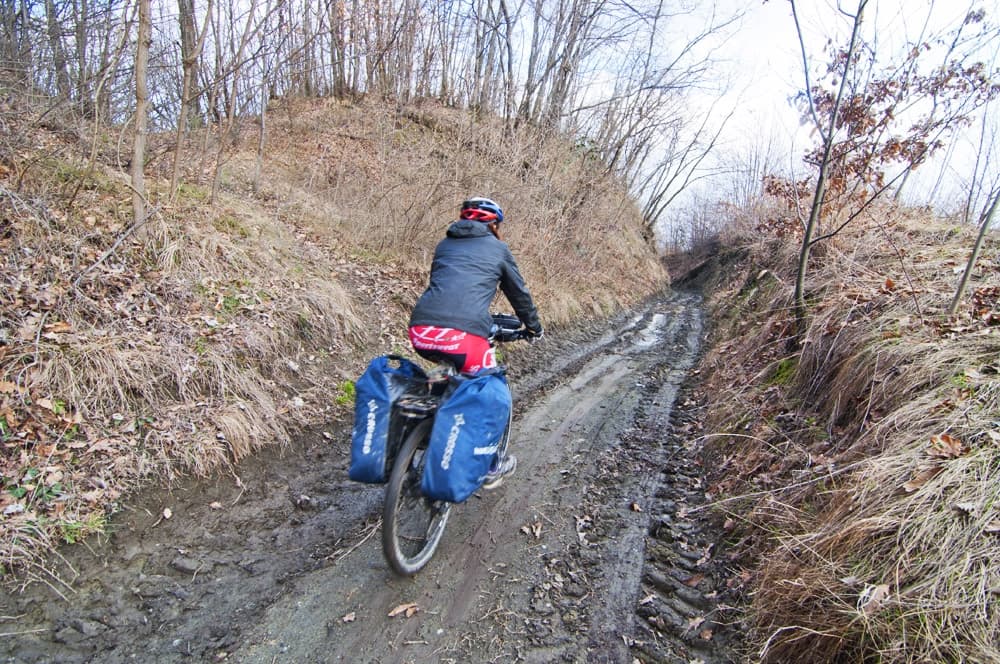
[0,96,666,581]
[689,202,999,663]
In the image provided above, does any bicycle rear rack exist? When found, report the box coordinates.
[394,394,441,419]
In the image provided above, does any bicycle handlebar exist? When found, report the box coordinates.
[490,313,531,343]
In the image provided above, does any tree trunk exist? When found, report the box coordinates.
[949,189,999,315]
[350,0,361,94]
[45,0,72,101]
[133,0,152,241]
[254,77,267,193]
[329,0,348,97]
[303,0,314,96]
[498,0,515,125]
[72,0,92,116]
[177,0,201,117]
[170,0,212,200]
[210,0,258,204]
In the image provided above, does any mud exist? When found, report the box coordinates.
[1,289,742,663]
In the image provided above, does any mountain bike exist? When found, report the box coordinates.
[381,314,529,576]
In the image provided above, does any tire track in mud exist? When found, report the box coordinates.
[1,290,740,664]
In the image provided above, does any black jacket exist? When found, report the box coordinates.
[409,220,541,338]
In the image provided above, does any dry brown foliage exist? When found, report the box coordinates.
[0,94,664,580]
[222,97,665,322]
[697,202,999,663]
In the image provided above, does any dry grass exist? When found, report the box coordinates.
[0,94,665,580]
[698,203,999,663]
[223,97,666,325]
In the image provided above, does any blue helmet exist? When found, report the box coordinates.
[460,197,504,223]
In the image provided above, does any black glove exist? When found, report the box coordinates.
[525,326,544,343]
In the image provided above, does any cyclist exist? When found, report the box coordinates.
[408,196,543,488]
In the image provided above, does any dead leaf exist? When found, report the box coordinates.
[35,443,57,457]
[43,321,72,334]
[341,612,356,623]
[388,602,419,618]
[927,434,967,459]
[630,502,642,513]
[520,520,543,539]
[858,583,890,614]
[683,573,705,587]
[902,465,942,492]
[699,628,714,640]
[883,277,896,291]
[80,489,104,503]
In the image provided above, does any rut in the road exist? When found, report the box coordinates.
[516,294,741,664]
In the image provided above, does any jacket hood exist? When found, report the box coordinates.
[446,219,494,239]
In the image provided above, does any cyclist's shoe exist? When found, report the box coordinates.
[482,455,517,490]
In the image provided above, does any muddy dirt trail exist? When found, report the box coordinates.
[2,290,742,663]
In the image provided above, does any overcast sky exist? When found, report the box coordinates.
[683,0,1000,215]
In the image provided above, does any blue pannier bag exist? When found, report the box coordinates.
[421,370,512,503]
[349,355,428,483]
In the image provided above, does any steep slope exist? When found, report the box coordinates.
[679,208,999,663]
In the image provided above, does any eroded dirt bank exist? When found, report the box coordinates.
[2,290,741,663]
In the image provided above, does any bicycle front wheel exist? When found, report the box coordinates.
[382,418,451,576]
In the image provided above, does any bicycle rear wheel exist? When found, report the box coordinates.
[382,418,451,576]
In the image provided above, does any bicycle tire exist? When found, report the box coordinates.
[382,418,451,576]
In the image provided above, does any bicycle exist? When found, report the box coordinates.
[381,314,530,576]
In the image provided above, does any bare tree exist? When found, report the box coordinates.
[6,0,739,249]
[0,0,32,87]
[949,99,1000,314]
[789,2,999,329]
[132,0,151,238]
[949,187,999,314]
[209,0,259,204]
[790,0,868,328]
[170,0,213,200]
[45,0,73,101]
[176,0,203,116]
[71,0,93,115]
[327,0,350,97]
